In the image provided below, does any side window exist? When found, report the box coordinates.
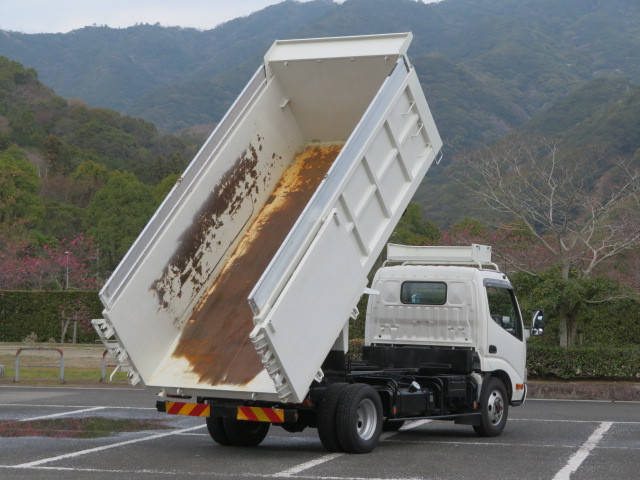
[401,282,447,305]
[486,286,522,341]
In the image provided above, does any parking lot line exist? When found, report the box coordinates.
[11,424,206,468]
[528,398,640,404]
[0,465,426,479]
[274,453,344,478]
[551,421,613,480]
[19,406,105,422]
[0,403,155,410]
[384,438,577,448]
[399,419,432,431]
[511,418,640,424]
[273,420,433,477]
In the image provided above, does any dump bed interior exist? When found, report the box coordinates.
[100,34,440,400]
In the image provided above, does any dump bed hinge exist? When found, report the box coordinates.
[249,324,294,403]
[92,318,142,386]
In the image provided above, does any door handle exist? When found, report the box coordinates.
[489,345,497,354]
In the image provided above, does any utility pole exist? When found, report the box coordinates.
[64,251,71,289]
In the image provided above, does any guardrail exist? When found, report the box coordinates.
[14,347,64,383]
[100,347,131,383]
[101,348,118,382]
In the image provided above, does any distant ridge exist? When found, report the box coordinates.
[1,0,639,141]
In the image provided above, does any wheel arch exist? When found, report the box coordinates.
[488,370,512,402]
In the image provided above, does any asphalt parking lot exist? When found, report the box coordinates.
[1,385,639,479]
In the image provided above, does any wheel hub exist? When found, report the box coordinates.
[356,398,377,440]
[487,389,504,425]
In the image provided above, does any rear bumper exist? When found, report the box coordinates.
[156,400,298,423]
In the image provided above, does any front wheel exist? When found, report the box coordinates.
[336,384,383,453]
[473,377,508,437]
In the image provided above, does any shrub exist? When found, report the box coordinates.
[527,344,640,380]
[0,290,101,343]
[346,340,640,380]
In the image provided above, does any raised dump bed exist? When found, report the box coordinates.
[95,33,442,404]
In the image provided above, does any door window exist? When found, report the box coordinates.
[486,286,522,341]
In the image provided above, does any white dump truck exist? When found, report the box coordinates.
[93,33,526,454]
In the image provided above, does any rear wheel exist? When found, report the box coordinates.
[206,416,230,445]
[207,416,269,447]
[473,377,508,437]
[336,384,383,453]
[317,382,347,452]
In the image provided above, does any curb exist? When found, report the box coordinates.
[528,381,640,402]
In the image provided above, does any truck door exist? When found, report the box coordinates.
[484,280,526,385]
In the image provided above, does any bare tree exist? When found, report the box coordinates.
[458,135,640,346]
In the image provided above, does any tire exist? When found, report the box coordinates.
[336,384,383,453]
[473,376,509,437]
[382,420,405,432]
[206,416,231,446]
[222,418,270,446]
[317,382,347,452]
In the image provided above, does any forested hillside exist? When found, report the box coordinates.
[0,56,199,284]
[417,78,640,225]
[2,0,639,141]
[1,1,638,351]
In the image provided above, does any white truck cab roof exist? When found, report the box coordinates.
[365,264,508,347]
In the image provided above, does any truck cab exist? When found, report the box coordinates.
[365,244,526,408]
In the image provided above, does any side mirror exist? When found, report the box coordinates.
[531,310,545,336]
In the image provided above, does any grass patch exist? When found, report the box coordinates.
[0,417,169,438]
[0,364,129,383]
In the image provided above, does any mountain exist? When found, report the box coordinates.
[0,1,337,121]
[2,0,639,231]
[0,56,207,274]
[2,0,640,141]
[525,79,633,137]
[0,56,197,184]
[417,78,640,226]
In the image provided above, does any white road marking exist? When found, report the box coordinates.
[382,437,640,451]
[551,421,613,480]
[272,475,424,480]
[511,418,640,425]
[12,424,206,468]
[20,406,105,422]
[0,464,425,479]
[384,439,578,448]
[528,398,640,404]
[399,419,432,431]
[274,453,344,477]
[0,403,155,410]
[274,420,432,477]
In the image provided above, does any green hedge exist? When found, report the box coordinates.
[0,290,102,342]
[347,339,640,380]
[527,344,640,380]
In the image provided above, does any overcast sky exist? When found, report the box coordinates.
[0,1,440,34]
